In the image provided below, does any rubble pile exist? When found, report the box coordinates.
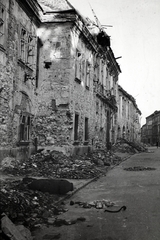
[112,139,147,154]
[0,179,68,230]
[122,139,147,152]
[1,149,121,179]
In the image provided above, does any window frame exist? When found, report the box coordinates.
[19,25,35,69]
[74,113,79,142]
[84,117,89,143]
[75,49,82,83]
[85,60,91,89]
[0,3,6,49]
[19,114,31,144]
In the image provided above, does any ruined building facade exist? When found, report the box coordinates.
[141,111,160,145]
[117,86,141,142]
[0,0,141,160]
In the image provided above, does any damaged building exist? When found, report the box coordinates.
[0,0,42,160]
[0,0,141,160]
[117,85,141,142]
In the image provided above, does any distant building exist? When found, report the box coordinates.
[141,111,160,145]
[117,85,141,142]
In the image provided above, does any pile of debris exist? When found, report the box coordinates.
[1,149,121,179]
[112,139,147,154]
[0,178,71,232]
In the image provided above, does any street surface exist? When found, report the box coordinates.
[33,147,160,240]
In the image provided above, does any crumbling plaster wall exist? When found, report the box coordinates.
[0,0,38,159]
[35,21,110,152]
[70,26,113,149]
[34,23,73,148]
[0,0,12,149]
[117,90,141,142]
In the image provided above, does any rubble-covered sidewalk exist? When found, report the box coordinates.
[0,140,147,240]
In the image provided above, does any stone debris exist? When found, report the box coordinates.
[0,141,142,236]
[1,214,32,240]
[0,179,69,231]
[112,139,147,154]
[124,166,156,171]
[1,149,121,179]
[70,199,115,209]
[1,138,145,180]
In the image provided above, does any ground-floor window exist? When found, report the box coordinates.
[74,113,79,141]
[84,117,89,141]
[20,115,31,142]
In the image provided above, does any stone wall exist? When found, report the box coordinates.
[0,0,40,160]
[34,23,73,149]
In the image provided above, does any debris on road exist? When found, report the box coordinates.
[124,166,156,171]
[0,179,69,231]
[0,140,144,236]
[70,199,115,209]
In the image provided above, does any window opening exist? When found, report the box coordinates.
[27,35,34,65]
[74,114,79,141]
[84,117,89,141]
[86,61,91,88]
[75,49,82,81]
[20,28,27,62]
[20,115,30,142]
[0,4,5,46]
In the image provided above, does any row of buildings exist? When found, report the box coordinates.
[0,0,141,160]
[141,111,160,145]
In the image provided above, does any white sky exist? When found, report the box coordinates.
[69,0,160,125]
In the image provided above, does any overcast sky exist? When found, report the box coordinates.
[69,0,160,125]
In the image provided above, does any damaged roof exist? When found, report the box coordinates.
[118,85,141,115]
[37,0,74,12]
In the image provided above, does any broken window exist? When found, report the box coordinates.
[75,49,82,82]
[74,113,79,141]
[20,115,31,142]
[27,35,35,66]
[96,101,99,114]
[86,61,91,89]
[84,117,89,141]
[19,26,35,68]
[81,58,86,81]
[0,3,5,47]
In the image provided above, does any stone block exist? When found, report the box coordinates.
[1,214,26,240]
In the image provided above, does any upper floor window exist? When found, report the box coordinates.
[0,3,5,47]
[86,61,91,89]
[20,28,27,62]
[27,35,35,66]
[75,49,82,82]
[19,26,36,68]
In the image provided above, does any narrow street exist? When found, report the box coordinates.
[33,147,160,240]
